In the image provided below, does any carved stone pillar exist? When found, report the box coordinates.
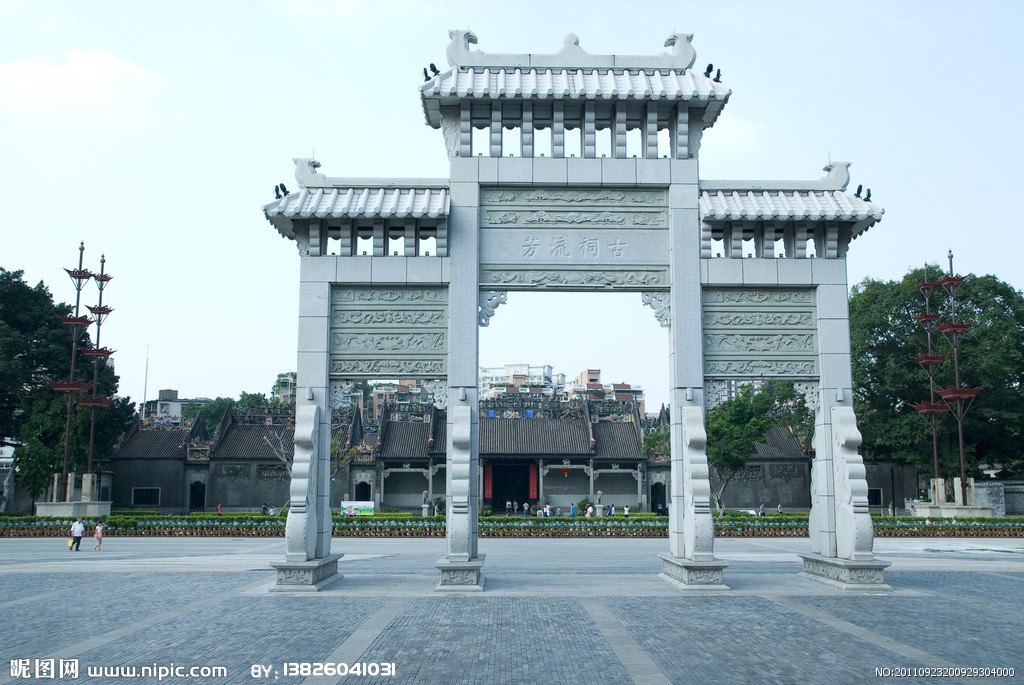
[659,166,728,589]
[800,283,890,590]
[271,404,342,591]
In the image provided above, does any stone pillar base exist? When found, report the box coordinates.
[435,555,485,592]
[35,501,112,517]
[799,553,891,592]
[913,504,993,519]
[81,473,96,502]
[658,554,730,590]
[270,554,342,592]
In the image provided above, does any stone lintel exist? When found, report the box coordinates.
[658,554,729,590]
[270,554,343,592]
[435,555,486,592]
[798,553,892,592]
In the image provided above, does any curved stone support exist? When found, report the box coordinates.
[438,402,484,590]
[478,291,507,327]
[831,406,874,561]
[678,406,715,562]
[285,404,320,562]
[641,291,671,328]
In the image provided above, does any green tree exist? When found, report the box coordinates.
[771,381,814,451]
[1,268,134,499]
[0,268,71,446]
[850,267,1024,477]
[706,384,778,510]
[641,428,669,459]
[183,397,232,432]
[237,391,268,410]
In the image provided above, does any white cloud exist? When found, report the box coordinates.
[0,49,169,123]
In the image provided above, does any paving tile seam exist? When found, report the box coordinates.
[0,576,270,685]
[913,586,1024,620]
[296,597,409,685]
[766,595,959,668]
[0,573,147,610]
[578,596,672,685]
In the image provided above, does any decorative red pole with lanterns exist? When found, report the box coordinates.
[910,252,983,509]
[46,243,95,502]
[78,254,115,502]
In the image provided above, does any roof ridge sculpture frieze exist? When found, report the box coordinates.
[445,30,697,71]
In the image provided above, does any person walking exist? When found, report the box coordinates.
[70,518,84,551]
[777,502,783,515]
[624,505,630,518]
[505,500,512,517]
[758,502,766,517]
[92,522,104,551]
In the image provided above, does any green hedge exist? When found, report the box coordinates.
[3,513,1023,538]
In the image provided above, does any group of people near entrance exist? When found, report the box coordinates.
[68,517,103,552]
[503,500,630,518]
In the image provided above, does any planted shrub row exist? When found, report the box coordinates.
[2,514,1022,538]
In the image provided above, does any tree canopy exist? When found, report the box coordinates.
[182,397,233,431]
[705,384,778,509]
[850,267,1024,477]
[1,267,134,498]
[0,269,70,445]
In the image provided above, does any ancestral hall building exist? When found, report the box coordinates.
[101,397,812,514]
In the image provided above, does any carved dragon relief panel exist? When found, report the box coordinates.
[702,288,818,379]
[330,286,448,379]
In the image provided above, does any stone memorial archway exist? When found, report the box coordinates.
[264,30,889,592]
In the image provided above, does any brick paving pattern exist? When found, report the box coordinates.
[0,537,1020,684]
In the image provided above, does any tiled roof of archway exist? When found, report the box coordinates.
[421,68,729,128]
[699,189,883,227]
[263,186,449,221]
[422,68,728,102]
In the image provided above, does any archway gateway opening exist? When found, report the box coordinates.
[264,30,889,592]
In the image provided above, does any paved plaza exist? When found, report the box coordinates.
[0,536,1021,684]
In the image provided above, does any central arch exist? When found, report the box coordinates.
[264,29,889,592]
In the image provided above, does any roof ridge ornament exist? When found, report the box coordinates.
[446,29,696,71]
[700,162,852,193]
[291,158,448,190]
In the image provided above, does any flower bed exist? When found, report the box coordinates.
[3,514,1022,538]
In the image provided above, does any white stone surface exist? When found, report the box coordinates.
[297,281,330,318]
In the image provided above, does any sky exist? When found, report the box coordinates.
[2,0,1022,412]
